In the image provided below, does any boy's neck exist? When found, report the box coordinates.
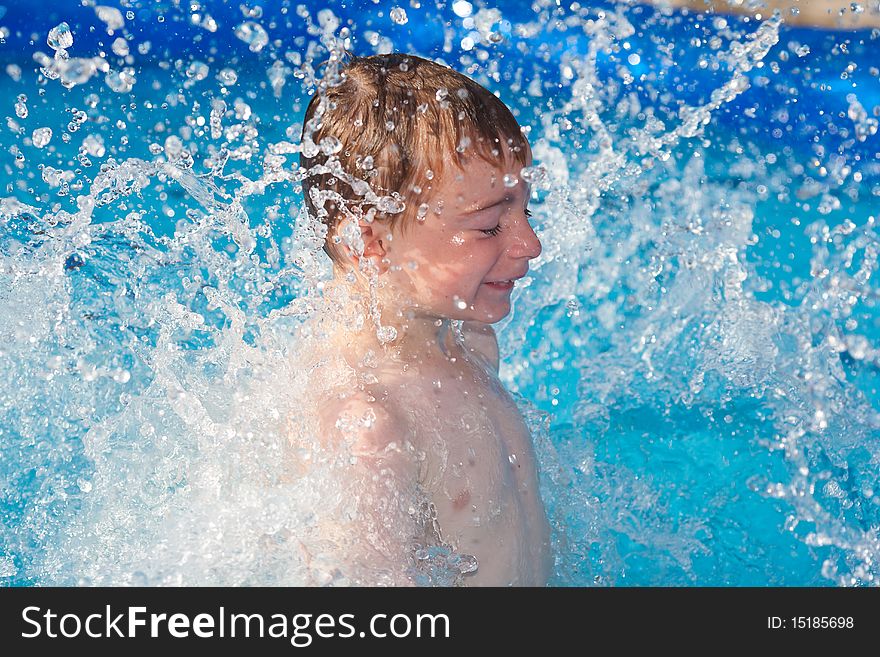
[319,275,467,364]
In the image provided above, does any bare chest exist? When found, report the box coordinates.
[387,359,547,562]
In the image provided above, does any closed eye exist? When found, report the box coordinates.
[480,208,532,236]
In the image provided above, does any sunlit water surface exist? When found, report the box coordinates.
[1,0,879,586]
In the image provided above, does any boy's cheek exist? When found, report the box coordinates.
[451,231,488,249]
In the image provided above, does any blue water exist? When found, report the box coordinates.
[1,0,879,585]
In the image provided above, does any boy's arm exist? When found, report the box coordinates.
[313,393,421,586]
[461,320,500,373]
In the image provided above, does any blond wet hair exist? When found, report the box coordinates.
[300,52,531,267]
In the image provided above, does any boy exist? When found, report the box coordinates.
[295,52,552,586]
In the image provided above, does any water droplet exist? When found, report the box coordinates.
[317,9,340,33]
[218,68,238,86]
[42,165,73,187]
[454,296,467,310]
[452,1,473,18]
[185,61,210,81]
[390,7,408,25]
[32,127,52,148]
[95,5,125,32]
[376,195,405,214]
[376,324,397,343]
[319,136,342,155]
[111,37,129,57]
[234,21,269,52]
[164,135,184,160]
[14,94,27,119]
[47,22,74,51]
[105,68,136,93]
[361,349,379,368]
[503,174,518,188]
[209,99,226,140]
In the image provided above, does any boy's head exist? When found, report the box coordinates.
[300,52,541,324]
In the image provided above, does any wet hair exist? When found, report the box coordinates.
[299,52,531,267]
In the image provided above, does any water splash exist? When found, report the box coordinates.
[1,0,878,587]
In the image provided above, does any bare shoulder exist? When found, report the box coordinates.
[316,388,412,459]
[461,320,500,372]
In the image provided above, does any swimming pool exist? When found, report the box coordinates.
[1,0,878,586]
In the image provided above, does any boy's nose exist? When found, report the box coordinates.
[507,214,542,260]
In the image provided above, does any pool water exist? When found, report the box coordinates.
[1,0,878,586]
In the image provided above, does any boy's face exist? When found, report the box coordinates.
[379,146,542,325]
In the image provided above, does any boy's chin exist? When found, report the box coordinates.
[412,298,510,324]
[464,305,511,325]
[473,313,508,325]
[428,309,507,325]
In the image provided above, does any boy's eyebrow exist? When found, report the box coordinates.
[462,195,511,215]
[461,185,531,216]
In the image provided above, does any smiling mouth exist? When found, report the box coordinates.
[485,272,526,289]
[484,280,515,290]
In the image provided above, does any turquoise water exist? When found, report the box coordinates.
[1,1,878,585]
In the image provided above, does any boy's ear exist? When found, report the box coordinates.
[338,216,390,274]
[360,219,388,261]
